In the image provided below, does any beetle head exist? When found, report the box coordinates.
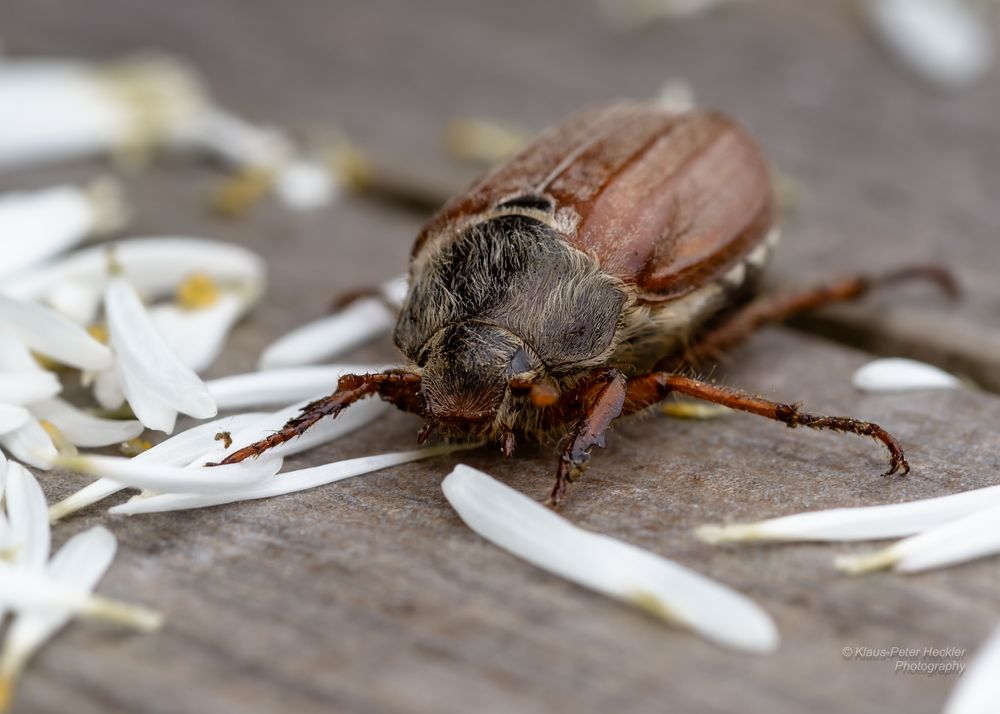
[419,320,548,436]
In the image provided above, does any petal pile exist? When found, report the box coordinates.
[0,459,162,710]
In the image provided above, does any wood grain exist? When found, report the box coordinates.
[0,2,998,713]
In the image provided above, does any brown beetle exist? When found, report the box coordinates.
[221,103,954,505]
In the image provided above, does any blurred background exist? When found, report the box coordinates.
[1,2,998,713]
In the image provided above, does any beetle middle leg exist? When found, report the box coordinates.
[623,372,909,477]
[216,371,423,465]
[548,370,627,507]
[687,265,957,363]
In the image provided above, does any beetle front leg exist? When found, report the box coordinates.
[623,373,909,477]
[216,371,423,465]
[548,370,628,508]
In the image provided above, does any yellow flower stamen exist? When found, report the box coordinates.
[87,324,109,343]
[444,118,525,164]
[120,437,152,457]
[176,272,221,310]
[328,142,374,191]
[39,420,77,457]
[211,167,274,217]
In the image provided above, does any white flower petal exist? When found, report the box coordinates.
[380,275,409,308]
[0,295,111,370]
[28,398,143,447]
[852,357,962,393]
[0,405,29,435]
[864,0,994,88]
[836,501,1000,574]
[0,185,102,279]
[258,280,403,369]
[442,465,779,653]
[0,56,206,171]
[48,412,265,522]
[0,371,61,406]
[189,109,293,170]
[192,395,389,466]
[0,526,119,690]
[696,484,1000,544]
[54,452,282,494]
[45,280,103,325]
[0,333,41,372]
[90,361,125,411]
[4,237,265,306]
[205,364,389,409]
[111,442,478,515]
[0,560,161,630]
[944,624,1000,714]
[5,462,50,570]
[0,416,56,469]
[105,276,217,428]
[116,365,178,434]
[149,293,244,373]
[274,160,335,210]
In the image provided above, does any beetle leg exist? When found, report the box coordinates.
[687,265,957,363]
[548,370,628,508]
[623,373,909,477]
[216,371,423,465]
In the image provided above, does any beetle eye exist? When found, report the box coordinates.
[507,347,532,376]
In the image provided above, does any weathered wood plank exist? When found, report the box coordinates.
[0,1,998,713]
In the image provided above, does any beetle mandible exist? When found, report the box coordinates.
[221,103,954,505]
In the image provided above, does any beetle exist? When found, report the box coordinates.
[220,103,953,505]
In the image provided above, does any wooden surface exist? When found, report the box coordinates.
[1,2,999,713]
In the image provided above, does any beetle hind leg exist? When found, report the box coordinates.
[623,372,908,477]
[215,371,423,465]
[687,264,957,364]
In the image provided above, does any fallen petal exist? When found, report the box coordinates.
[835,501,1000,574]
[0,560,161,631]
[864,0,994,89]
[0,372,61,406]
[205,364,389,409]
[194,396,389,466]
[0,416,56,469]
[696,484,1000,544]
[111,442,478,514]
[4,237,265,306]
[0,295,111,370]
[55,452,282,494]
[150,293,244,373]
[442,465,778,653]
[4,463,49,569]
[0,183,123,279]
[28,398,143,447]
[48,412,264,522]
[105,276,217,427]
[0,333,40,372]
[0,405,29,435]
[0,527,123,698]
[258,284,401,369]
[943,623,1000,714]
[852,357,962,393]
